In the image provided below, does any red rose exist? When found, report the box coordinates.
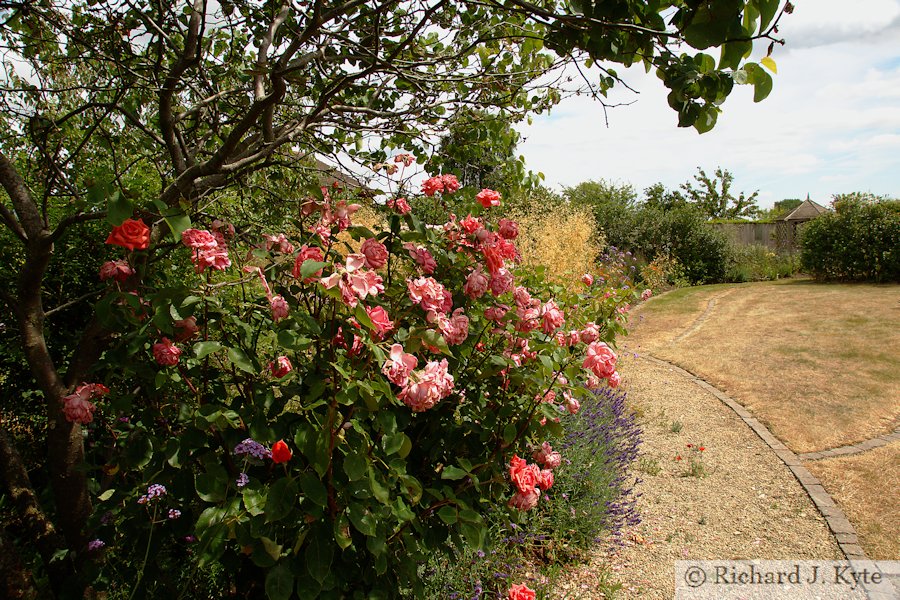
[106,218,150,251]
[271,440,292,464]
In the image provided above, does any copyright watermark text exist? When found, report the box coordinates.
[676,560,900,599]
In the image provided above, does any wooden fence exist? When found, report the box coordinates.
[711,222,801,252]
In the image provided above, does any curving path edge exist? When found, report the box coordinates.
[638,353,869,561]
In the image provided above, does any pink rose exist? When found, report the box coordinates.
[484,304,509,322]
[153,338,181,366]
[399,359,454,412]
[61,383,108,425]
[460,215,482,234]
[421,176,444,197]
[508,583,537,600]
[508,455,540,494]
[438,308,469,346]
[365,305,394,339]
[566,396,580,415]
[641,288,653,301]
[583,341,617,379]
[269,295,289,322]
[441,174,460,194]
[99,260,135,282]
[382,344,418,387]
[497,218,519,240]
[292,244,325,281]
[347,269,384,300]
[608,370,621,388]
[360,238,388,269]
[181,228,218,250]
[407,277,451,314]
[580,322,600,344]
[268,356,292,378]
[581,273,594,286]
[537,468,554,491]
[403,243,436,275]
[387,197,411,214]
[507,488,540,511]
[489,268,514,297]
[463,269,489,299]
[393,153,414,166]
[513,286,532,308]
[173,316,199,343]
[540,300,565,334]
[475,188,501,208]
[263,233,294,254]
[533,442,562,470]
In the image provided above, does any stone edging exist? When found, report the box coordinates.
[638,354,868,561]
[798,427,900,461]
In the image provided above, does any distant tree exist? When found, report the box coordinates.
[563,180,638,248]
[642,182,688,211]
[680,167,760,220]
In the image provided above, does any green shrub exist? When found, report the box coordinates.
[800,198,900,282]
[725,244,800,282]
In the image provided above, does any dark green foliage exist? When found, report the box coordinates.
[800,197,900,282]
[680,167,760,220]
[564,179,638,249]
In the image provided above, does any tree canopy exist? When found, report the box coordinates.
[0,0,790,595]
[680,166,761,220]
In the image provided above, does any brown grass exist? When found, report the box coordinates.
[806,441,900,559]
[628,279,900,453]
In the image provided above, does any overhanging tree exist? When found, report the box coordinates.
[0,0,790,594]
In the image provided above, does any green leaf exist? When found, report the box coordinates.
[437,506,458,525]
[369,468,390,504]
[299,260,328,280]
[193,341,222,359]
[745,63,773,102]
[265,477,299,523]
[440,466,468,481]
[381,432,407,456]
[151,199,192,241]
[334,515,353,550]
[354,303,375,330]
[348,502,376,536]
[124,433,153,469]
[265,562,294,600]
[107,190,133,226]
[195,465,228,502]
[719,40,751,70]
[460,522,486,550]
[305,524,334,584]
[502,423,517,445]
[343,450,368,481]
[261,537,283,562]
[98,489,115,502]
[276,330,312,351]
[242,487,267,516]
[757,0,780,32]
[420,329,452,356]
[227,346,256,373]
[299,473,328,507]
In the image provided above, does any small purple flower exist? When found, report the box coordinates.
[118,416,130,423]
[100,511,113,524]
[138,483,167,505]
[183,535,197,543]
[234,438,271,460]
[236,472,249,488]
[168,509,181,520]
[87,539,105,551]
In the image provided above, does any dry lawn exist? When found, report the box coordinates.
[805,441,900,559]
[626,279,900,453]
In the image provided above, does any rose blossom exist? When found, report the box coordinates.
[182,228,218,250]
[475,188,501,208]
[421,176,444,197]
[61,383,109,425]
[398,359,454,412]
[382,344,418,387]
[268,356,292,378]
[463,269,489,299]
[269,295,289,322]
[582,341,617,379]
[387,197,411,214]
[532,442,562,470]
[441,174,460,194]
[497,218,519,240]
[105,218,150,251]
[513,286,532,308]
[360,238,388,269]
[608,370,621,388]
[566,396,580,415]
[508,455,540,494]
[581,273,594,286]
[99,260,135,282]
[489,268,514,297]
[507,489,540,511]
[263,233,294,254]
[460,214,482,234]
[292,244,325,281]
[438,308,469,346]
[173,316,199,342]
[152,338,181,366]
[484,304,509,322]
[641,288,653,301]
[403,242,436,274]
[365,305,394,339]
[540,299,565,334]
[407,277,451,314]
[271,440,292,464]
[508,582,537,600]
[579,322,600,344]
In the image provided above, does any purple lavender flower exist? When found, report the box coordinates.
[87,539,105,551]
[236,472,249,488]
[138,483,167,504]
[234,438,271,460]
[168,509,181,520]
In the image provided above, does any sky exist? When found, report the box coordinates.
[515,0,900,209]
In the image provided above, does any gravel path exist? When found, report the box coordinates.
[558,355,843,599]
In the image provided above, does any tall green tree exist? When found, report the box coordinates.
[0,0,791,594]
[680,167,760,219]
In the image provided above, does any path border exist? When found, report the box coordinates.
[639,354,869,561]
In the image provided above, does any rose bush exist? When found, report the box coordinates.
[78,178,637,598]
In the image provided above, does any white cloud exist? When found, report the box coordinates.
[516,2,900,208]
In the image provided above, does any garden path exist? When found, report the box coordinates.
[558,355,845,599]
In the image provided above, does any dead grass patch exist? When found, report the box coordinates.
[629,279,900,453]
[805,441,900,559]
